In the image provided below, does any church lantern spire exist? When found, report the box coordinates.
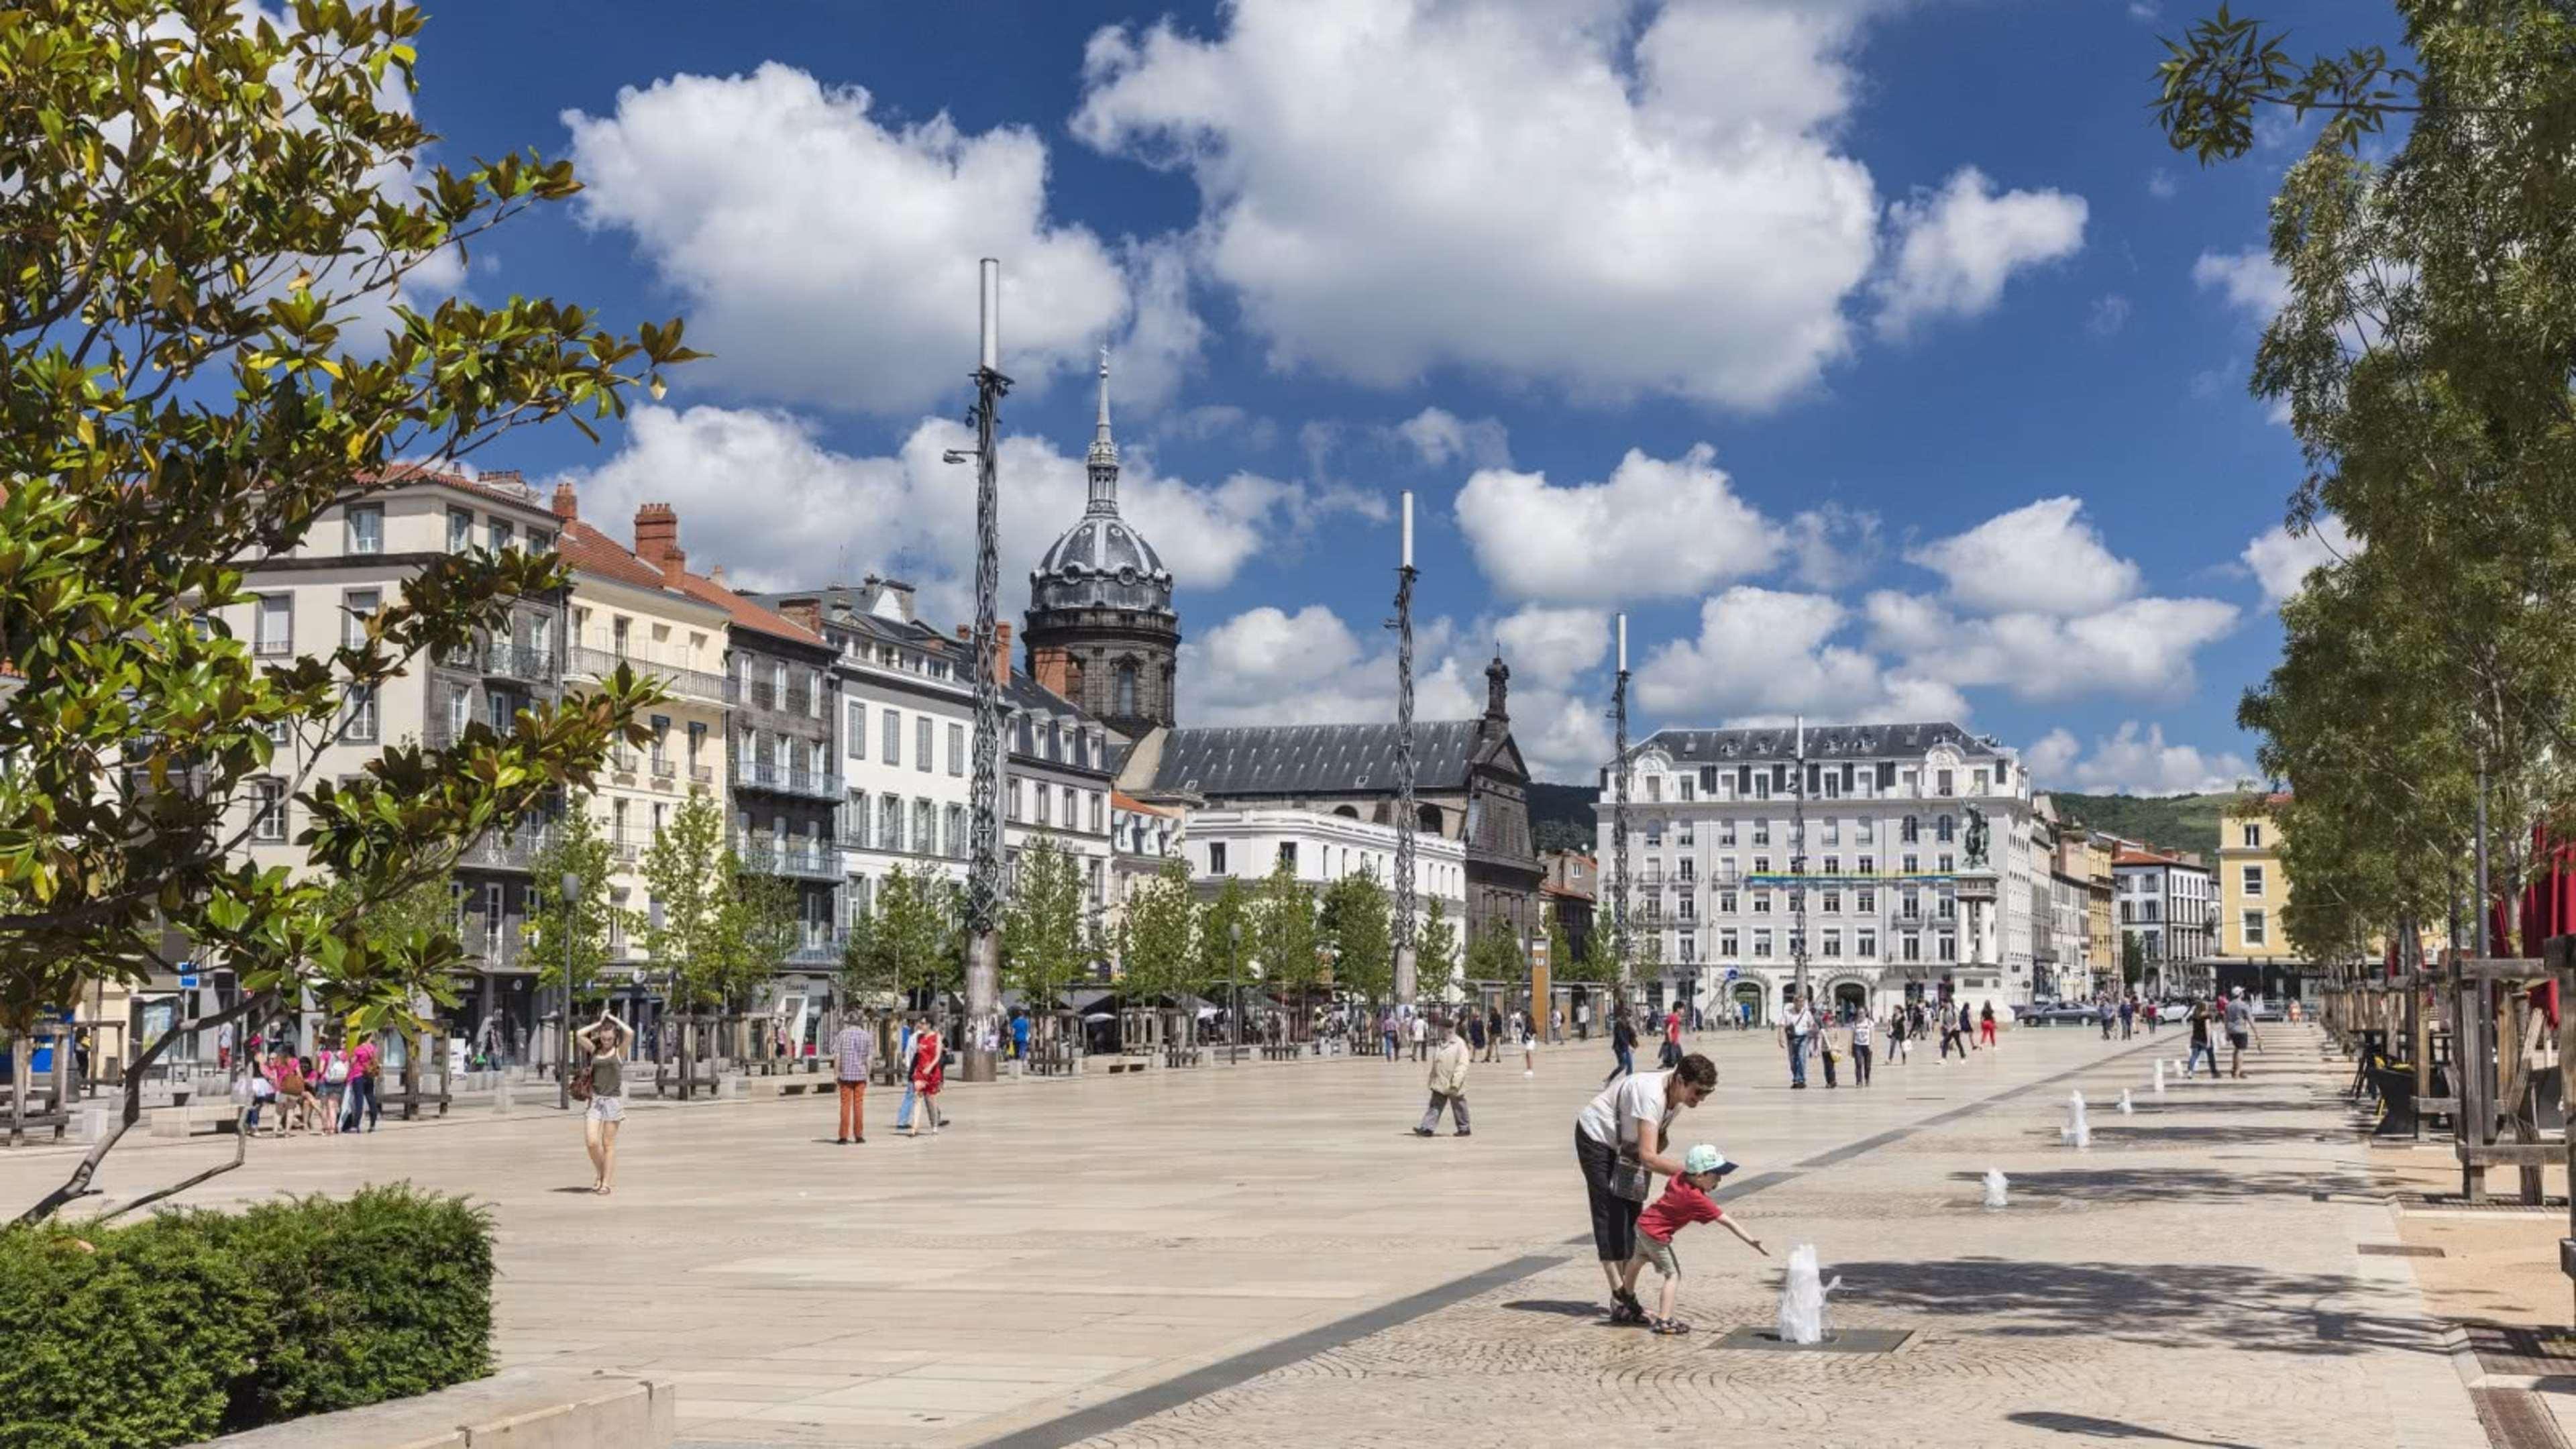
[1086,346,1118,515]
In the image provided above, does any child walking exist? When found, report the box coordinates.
[1620,1144,1767,1335]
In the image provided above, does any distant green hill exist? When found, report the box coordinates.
[1529,781,1599,855]
[2046,792,2229,861]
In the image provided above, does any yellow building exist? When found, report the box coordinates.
[2219,795,2294,961]
[2082,834,2115,991]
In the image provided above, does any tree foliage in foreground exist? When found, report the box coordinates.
[2160,0,2576,961]
[0,0,696,1221]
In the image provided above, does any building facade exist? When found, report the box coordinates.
[2219,794,2294,961]
[1181,808,1468,987]
[550,488,734,1002]
[1541,849,1597,966]
[1593,721,2037,1026]
[1120,657,1544,952]
[226,468,569,1055]
[2114,847,2216,991]
[1022,353,1179,739]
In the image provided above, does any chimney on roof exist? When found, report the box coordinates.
[1031,644,1076,699]
[996,621,1013,684]
[551,482,578,521]
[633,503,688,583]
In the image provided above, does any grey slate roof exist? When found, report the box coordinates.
[1638,720,2003,765]
[1148,722,1484,798]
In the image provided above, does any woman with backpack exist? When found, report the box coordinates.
[317,1039,352,1134]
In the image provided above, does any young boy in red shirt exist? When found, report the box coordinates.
[1621,1143,1766,1334]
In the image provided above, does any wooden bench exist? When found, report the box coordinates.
[1102,1057,1150,1075]
[1258,1043,1302,1061]
[741,1076,826,1099]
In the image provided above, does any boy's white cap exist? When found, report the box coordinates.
[1683,1144,1730,1175]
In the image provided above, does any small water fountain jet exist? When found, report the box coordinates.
[2153,1059,2166,1097]
[1776,1244,1842,1345]
[2117,1089,2135,1116]
[1982,1169,2009,1210]
[2061,1089,2092,1149]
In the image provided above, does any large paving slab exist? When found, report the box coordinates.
[0,1024,2500,1448]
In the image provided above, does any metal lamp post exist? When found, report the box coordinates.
[557,869,580,1111]
[1228,920,1243,1065]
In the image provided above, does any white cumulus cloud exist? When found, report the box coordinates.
[1493,605,1609,688]
[2027,722,2255,797]
[2241,513,2357,605]
[2192,247,2290,324]
[1874,166,2088,341]
[1905,496,2141,616]
[1864,592,2240,703]
[556,405,1309,623]
[1393,407,1511,470]
[1635,586,1968,724]
[1073,0,1892,408]
[1454,443,1782,604]
[562,64,1140,416]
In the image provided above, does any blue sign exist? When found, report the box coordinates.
[178,973,200,989]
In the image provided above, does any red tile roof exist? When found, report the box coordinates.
[1112,790,1178,817]
[557,519,674,593]
[668,569,824,647]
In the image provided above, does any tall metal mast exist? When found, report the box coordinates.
[1611,614,1632,1009]
[1391,492,1419,1006]
[953,258,1010,1083]
[1790,716,1810,1009]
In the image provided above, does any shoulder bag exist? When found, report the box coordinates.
[568,1061,595,1104]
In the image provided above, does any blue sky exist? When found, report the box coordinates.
[392,0,2383,786]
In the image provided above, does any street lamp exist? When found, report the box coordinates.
[1228,920,1242,1065]
[557,869,580,1112]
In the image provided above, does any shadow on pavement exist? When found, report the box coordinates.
[1502,1299,1608,1319]
[2007,1410,2262,1447]
[1835,1257,2445,1357]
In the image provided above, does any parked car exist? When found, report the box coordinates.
[2022,1004,2099,1027]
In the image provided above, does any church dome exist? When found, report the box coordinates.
[1031,514,1173,615]
[1026,348,1174,619]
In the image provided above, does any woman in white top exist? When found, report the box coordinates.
[1574,1054,1717,1324]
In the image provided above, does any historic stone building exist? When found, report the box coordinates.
[1118,657,1545,951]
[1022,352,1179,739]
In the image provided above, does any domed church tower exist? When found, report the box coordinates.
[1024,349,1181,737]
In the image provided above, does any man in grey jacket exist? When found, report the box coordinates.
[1413,1019,1472,1138]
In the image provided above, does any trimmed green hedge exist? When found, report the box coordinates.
[0,1184,492,1449]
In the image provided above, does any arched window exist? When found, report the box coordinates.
[1115,659,1138,717]
[1418,804,1443,833]
[1332,804,1359,820]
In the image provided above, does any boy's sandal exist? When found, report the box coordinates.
[1652,1318,1693,1336]
[1607,1301,1648,1326]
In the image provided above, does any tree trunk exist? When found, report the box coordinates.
[9,1034,28,1148]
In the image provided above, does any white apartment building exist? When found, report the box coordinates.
[1593,722,2037,1026]
[1109,791,1185,934]
[224,467,568,1055]
[2114,847,2217,992]
[1002,669,1118,945]
[1181,808,1469,985]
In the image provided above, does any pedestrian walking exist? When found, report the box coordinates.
[2118,997,2135,1039]
[833,1014,872,1144]
[1938,1007,1963,1060]
[2185,998,2220,1079]
[1604,1011,1638,1085]
[1616,1144,1766,1335]
[2224,989,2256,1077]
[1414,1019,1472,1137]
[1383,1010,1399,1063]
[1010,1009,1032,1066]
[316,1040,350,1135]
[1786,998,1815,1088]
[904,1019,945,1136]
[893,1016,920,1129]
[1466,1010,1488,1064]
[1521,1012,1538,1077]
[574,1010,633,1195]
[1817,1018,1839,1089]
[1410,1012,1429,1062]
[1486,1006,1503,1063]
[1574,1053,1717,1324]
[1850,1011,1874,1087]
[1978,1002,1998,1049]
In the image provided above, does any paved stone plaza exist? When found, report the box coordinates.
[0,1026,2512,1448]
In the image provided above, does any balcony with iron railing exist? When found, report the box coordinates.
[735,833,841,880]
[567,645,729,704]
[786,930,847,967]
[460,824,556,872]
[731,757,841,800]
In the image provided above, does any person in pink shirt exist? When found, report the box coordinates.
[1617,1144,1766,1335]
[341,1038,381,1132]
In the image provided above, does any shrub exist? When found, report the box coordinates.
[0,1185,493,1449]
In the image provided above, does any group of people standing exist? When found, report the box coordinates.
[239,1034,381,1136]
[825,1012,950,1144]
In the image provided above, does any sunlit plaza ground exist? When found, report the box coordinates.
[0,1025,2536,1448]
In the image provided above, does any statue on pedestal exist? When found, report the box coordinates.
[1964,805,1990,869]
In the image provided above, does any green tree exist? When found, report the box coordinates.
[725,869,800,1012]
[1544,908,1572,989]
[0,1,694,1222]
[1003,839,1087,1025]
[2160,1,2576,961]
[1120,859,1196,1002]
[1253,857,1321,1000]
[1319,870,1393,1003]
[1419,898,1460,1005]
[1459,920,1517,1005]
[639,794,732,1016]
[523,802,630,1014]
[1196,875,1251,998]
[2121,930,2147,989]
[867,863,962,1004]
